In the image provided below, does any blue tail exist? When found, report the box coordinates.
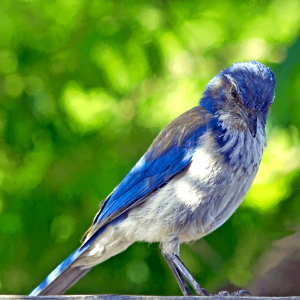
[30,224,109,295]
[29,246,90,295]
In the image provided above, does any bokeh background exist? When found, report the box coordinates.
[1,0,300,296]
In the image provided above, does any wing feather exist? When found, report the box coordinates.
[82,106,212,243]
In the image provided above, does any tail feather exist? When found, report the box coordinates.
[30,224,109,296]
[29,245,90,296]
[30,265,91,296]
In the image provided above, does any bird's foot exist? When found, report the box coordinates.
[195,287,211,296]
[216,290,251,297]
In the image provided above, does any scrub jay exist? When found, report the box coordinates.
[30,61,275,296]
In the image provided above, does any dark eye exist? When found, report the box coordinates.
[231,88,237,99]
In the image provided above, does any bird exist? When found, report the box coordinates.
[29,61,275,297]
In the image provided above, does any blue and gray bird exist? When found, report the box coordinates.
[30,61,275,296]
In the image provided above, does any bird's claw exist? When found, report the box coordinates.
[231,290,251,296]
[217,289,251,296]
[217,291,230,296]
[199,288,211,296]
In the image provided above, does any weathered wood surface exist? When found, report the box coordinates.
[1,296,300,300]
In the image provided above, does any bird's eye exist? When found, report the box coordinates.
[231,88,237,99]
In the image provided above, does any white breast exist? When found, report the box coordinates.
[172,147,216,210]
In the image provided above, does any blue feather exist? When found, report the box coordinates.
[94,148,196,226]
[29,211,131,296]
[91,108,209,231]
[29,223,107,296]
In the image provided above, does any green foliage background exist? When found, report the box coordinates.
[1,0,300,295]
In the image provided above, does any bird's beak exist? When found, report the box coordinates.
[240,108,257,138]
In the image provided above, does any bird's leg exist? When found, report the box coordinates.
[168,254,210,296]
[161,239,209,296]
[162,254,192,296]
[170,255,251,297]
[161,241,250,296]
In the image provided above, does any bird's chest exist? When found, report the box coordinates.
[177,130,265,241]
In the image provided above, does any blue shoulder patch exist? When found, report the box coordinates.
[83,107,212,240]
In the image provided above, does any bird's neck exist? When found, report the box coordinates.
[208,116,266,174]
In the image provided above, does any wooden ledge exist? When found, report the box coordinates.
[1,296,300,300]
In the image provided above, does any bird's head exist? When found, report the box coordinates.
[200,61,275,137]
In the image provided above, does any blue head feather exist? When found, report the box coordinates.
[201,61,275,118]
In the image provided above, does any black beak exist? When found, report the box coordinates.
[241,108,257,138]
[247,110,257,138]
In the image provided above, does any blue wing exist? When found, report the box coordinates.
[82,106,212,243]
